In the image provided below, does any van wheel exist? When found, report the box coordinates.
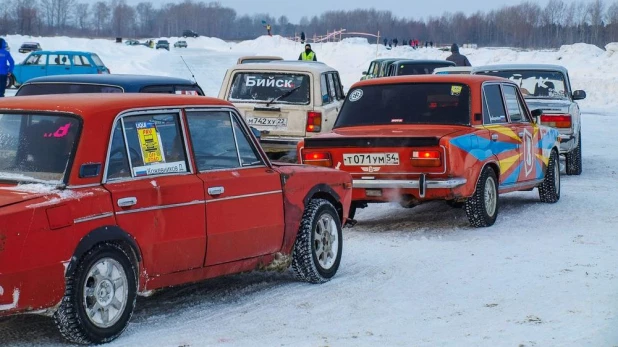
[54,243,137,344]
[464,166,499,227]
[292,199,343,283]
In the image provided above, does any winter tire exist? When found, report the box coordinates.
[464,166,499,227]
[54,243,137,345]
[292,199,343,284]
[5,75,13,89]
[539,150,561,203]
[566,132,582,175]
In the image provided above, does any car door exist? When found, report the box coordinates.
[103,110,206,276]
[185,108,285,266]
[502,84,539,184]
[19,53,47,83]
[46,53,71,76]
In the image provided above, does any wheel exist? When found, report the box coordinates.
[539,150,561,203]
[464,166,499,227]
[54,243,137,344]
[565,132,582,175]
[5,74,13,89]
[291,199,343,283]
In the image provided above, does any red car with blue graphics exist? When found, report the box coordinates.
[298,75,562,227]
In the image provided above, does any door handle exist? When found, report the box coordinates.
[518,132,524,138]
[208,186,225,196]
[491,134,499,142]
[117,197,137,207]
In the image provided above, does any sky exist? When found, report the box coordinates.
[127,0,598,23]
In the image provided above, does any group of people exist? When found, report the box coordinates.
[383,38,432,49]
[0,38,15,98]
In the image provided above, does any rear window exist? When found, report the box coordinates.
[0,113,80,184]
[90,54,105,67]
[228,72,310,105]
[17,83,123,96]
[397,63,454,76]
[334,83,471,128]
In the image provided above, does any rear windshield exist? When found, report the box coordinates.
[90,54,105,67]
[17,83,123,96]
[228,72,310,105]
[0,114,80,184]
[396,63,454,76]
[474,69,567,99]
[334,83,471,128]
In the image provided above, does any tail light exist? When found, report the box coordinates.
[302,151,332,167]
[540,114,571,128]
[411,150,441,167]
[306,111,322,132]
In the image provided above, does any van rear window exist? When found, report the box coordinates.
[228,72,310,105]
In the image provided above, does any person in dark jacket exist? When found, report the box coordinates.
[299,44,317,61]
[0,38,14,97]
[446,43,471,66]
[300,32,306,44]
[393,38,398,47]
[383,37,388,46]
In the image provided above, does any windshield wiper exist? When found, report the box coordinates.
[266,86,301,107]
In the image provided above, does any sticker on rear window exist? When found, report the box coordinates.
[349,89,363,102]
[451,85,462,96]
[391,119,403,123]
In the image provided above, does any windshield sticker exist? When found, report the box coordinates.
[43,123,72,138]
[133,161,187,177]
[136,122,165,165]
[349,89,363,102]
[451,85,462,96]
[245,76,294,88]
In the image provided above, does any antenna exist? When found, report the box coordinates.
[180,56,197,84]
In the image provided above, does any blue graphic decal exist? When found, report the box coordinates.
[450,134,518,161]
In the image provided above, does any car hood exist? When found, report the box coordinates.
[524,98,572,113]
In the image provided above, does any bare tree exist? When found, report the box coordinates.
[92,1,110,36]
[73,3,89,31]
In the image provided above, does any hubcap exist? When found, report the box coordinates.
[83,258,128,328]
[313,213,339,270]
[484,176,497,217]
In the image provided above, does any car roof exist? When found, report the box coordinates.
[392,59,455,65]
[21,74,199,92]
[471,64,569,74]
[21,42,40,45]
[229,61,337,73]
[28,50,97,55]
[352,74,508,89]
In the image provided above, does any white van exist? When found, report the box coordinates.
[218,61,345,160]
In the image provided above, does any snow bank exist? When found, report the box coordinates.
[4,34,618,111]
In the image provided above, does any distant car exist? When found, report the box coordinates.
[16,74,205,96]
[361,58,397,80]
[156,40,170,50]
[18,42,42,53]
[183,29,199,37]
[386,60,455,76]
[174,40,188,48]
[9,50,110,88]
[125,39,141,46]
[472,64,586,175]
[218,61,346,161]
[433,66,473,75]
[237,56,283,64]
[298,75,562,226]
[0,93,351,344]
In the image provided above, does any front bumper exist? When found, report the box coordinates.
[353,176,467,198]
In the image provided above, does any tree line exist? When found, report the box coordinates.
[1,0,617,48]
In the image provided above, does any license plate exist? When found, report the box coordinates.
[246,116,287,127]
[343,153,400,166]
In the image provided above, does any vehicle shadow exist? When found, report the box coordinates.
[0,271,298,345]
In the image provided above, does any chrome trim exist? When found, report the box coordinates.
[66,183,101,189]
[207,190,282,203]
[499,178,544,192]
[229,111,243,167]
[74,212,114,224]
[197,165,268,174]
[116,200,205,215]
[353,178,467,189]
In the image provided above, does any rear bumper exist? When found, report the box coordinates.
[559,133,576,153]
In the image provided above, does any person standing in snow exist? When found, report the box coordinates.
[393,38,398,47]
[383,37,388,46]
[300,32,306,44]
[266,24,272,36]
[446,43,471,67]
[299,44,317,61]
[0,38,14,97]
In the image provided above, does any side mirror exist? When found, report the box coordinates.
[250,126,261,139]
[531,109,543,124]
[572,90,586,100]
[362,71,367,75]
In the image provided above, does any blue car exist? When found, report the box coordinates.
[10,50,110,87]
[16,74,205,96]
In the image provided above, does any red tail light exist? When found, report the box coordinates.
[306,111,322,132]
[540,114,571,128]
[411,150,441,167]
[302,151,332,167]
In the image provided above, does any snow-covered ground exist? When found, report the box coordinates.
[1,35,617,346]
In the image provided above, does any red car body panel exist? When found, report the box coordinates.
[0,94,351,316]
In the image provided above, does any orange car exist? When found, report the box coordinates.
[0,94,351,344]
[298,75,562,227]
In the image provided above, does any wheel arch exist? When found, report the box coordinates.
[468,160,501,197]
[303,184,344,224]
[66,225,142,277]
